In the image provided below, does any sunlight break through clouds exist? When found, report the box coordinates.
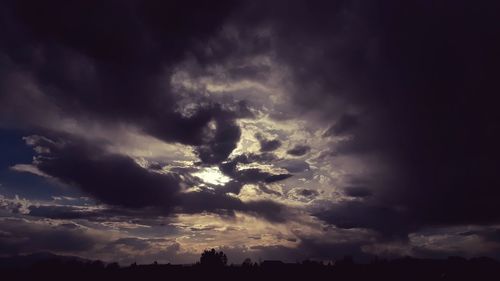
[192,167,231,186]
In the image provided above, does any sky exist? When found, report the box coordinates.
[1,0,500,264]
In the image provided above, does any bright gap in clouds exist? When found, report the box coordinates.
[192,166,231,186]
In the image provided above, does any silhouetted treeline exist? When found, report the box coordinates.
[2,252,500,281]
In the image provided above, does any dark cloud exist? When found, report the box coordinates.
[81,235,187,265]
[243,238,371,263]
[260,139,282,152]
[26,204,156,222]
[264,174,292,183]
[0,218,101,255]
[324,113,359,136]
[255,133,281,152]
[297,189,319,198]
[286,145,310,156]
[194,109,242,164]
[224,167,290,185]
[237,0,500,236]
[219,153,292,194]
[315,201,412,237]
[297,238,372,262]
[277,159,310,173]
[460,228,500,244]
[20,135,289,222]
[0,0,295,234]
[28,205,97,220]
[177,191,288,222]
[0,0,243,165]
[344,186,372,198]
[106,237,151,251]
[27,136,181,209]
[257,184,283,196]
[215,180,245,195]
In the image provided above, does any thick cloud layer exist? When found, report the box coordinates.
[0,0,243,164]
[28,136,181,209]
[0,218,101,255]
[19,135,290,222]
[234,0,500,235]
[1,0,500,262]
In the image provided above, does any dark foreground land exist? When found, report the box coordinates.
[2,254,500,281]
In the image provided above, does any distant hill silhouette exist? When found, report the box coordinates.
[0,252,91,269]
[1,251,500,281]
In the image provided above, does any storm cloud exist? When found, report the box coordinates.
[1,0,500,263]
[242,0,500,236]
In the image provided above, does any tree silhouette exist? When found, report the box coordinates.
[242,258,252,268]
[106,262,120,270]
[199,248,228,267]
